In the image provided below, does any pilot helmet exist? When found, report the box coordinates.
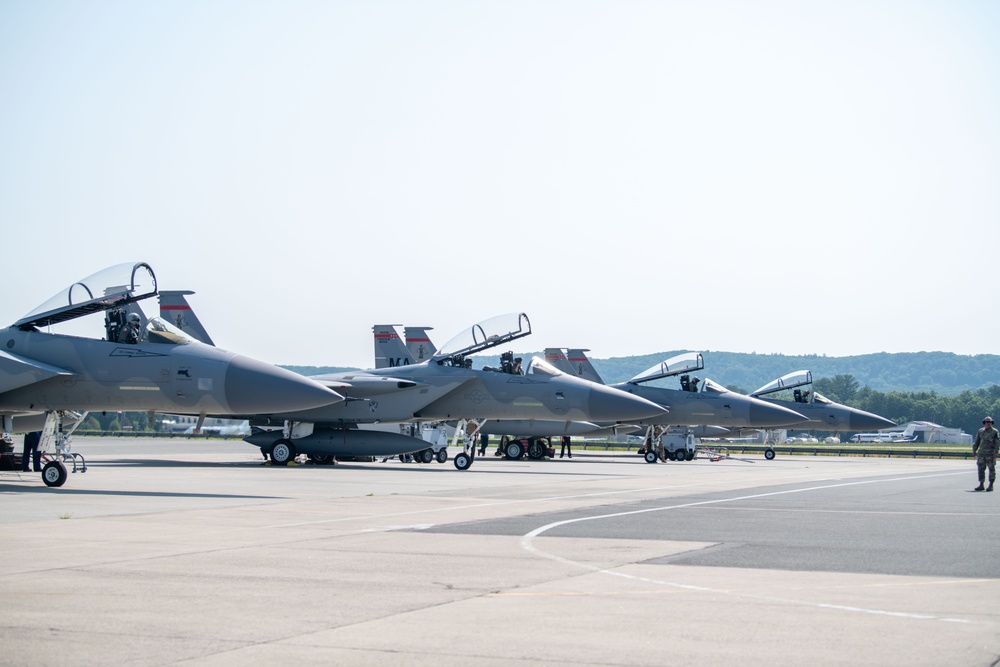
[128,313,141,325]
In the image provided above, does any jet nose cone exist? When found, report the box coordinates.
[748,400,809,427]
[850,410,897,432]
[588,385,667,422]
[224,355,343,414]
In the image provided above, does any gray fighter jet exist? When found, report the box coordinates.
[549,348,809,431]
[751,370,897,440]
[162,300,666,467]
[1,262,344,486]
[545,348,812,461]
[375,325,638,460]
[243,313,668,468]
[546,349,727,438]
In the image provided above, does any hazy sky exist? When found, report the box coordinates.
[2,1,998,369]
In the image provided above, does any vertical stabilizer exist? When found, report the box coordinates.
[404,327,436,363]
[158,290,215,346]
[565,348,604,384]
[373,324,410,368]
[543,348,575,374]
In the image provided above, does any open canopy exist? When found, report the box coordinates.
[15,262,157,329]
[751,370,813,397]
[431,312,531,364]
[628,352,705,384]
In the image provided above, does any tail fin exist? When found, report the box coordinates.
[404,327,436,363]
[565,348,604,384]
[543,348,575,374]
[373,324,413,368]
[158,290,215,345]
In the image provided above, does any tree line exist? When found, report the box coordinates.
[807,375,1000,438]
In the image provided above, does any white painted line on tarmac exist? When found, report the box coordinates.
[521,471,973,624]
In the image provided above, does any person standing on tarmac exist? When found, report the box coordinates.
[560,435,572,458]
[21,431,41,473]
[973,416,1000,491]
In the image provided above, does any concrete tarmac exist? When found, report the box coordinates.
[1,438,998,666]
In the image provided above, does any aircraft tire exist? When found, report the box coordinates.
[505,441,525,460]
[454,452,472,470]
[270,439,296,466]
[527,440,546,460]
[764,448,776,460]
[418,449,434,464]
[436,449,448,464]
[643,450,658,464]
[42,460,68,487]
[309,453,334,465]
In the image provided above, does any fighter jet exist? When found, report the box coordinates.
[546,348,811,460]
[1,262,344,486]
[551,348,808,431]
[375,326,639,459]
[160,298,666,467]
[245,313,668,468]
[751,370,897,437]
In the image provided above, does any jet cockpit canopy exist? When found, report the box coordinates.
[751,370,814,398]
[141,317,195,345]
[525,356,563,377]
[698,378,729,394]
[628,352,705,384]
[431,313,531,366]
[15,262,157,329]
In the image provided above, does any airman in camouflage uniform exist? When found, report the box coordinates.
[973,416,999,491]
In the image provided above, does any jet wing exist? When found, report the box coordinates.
[309,373,425,398]
[0,350,76,395]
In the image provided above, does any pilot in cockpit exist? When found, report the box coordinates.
[513,357,523,375]
[117,312,141,345]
